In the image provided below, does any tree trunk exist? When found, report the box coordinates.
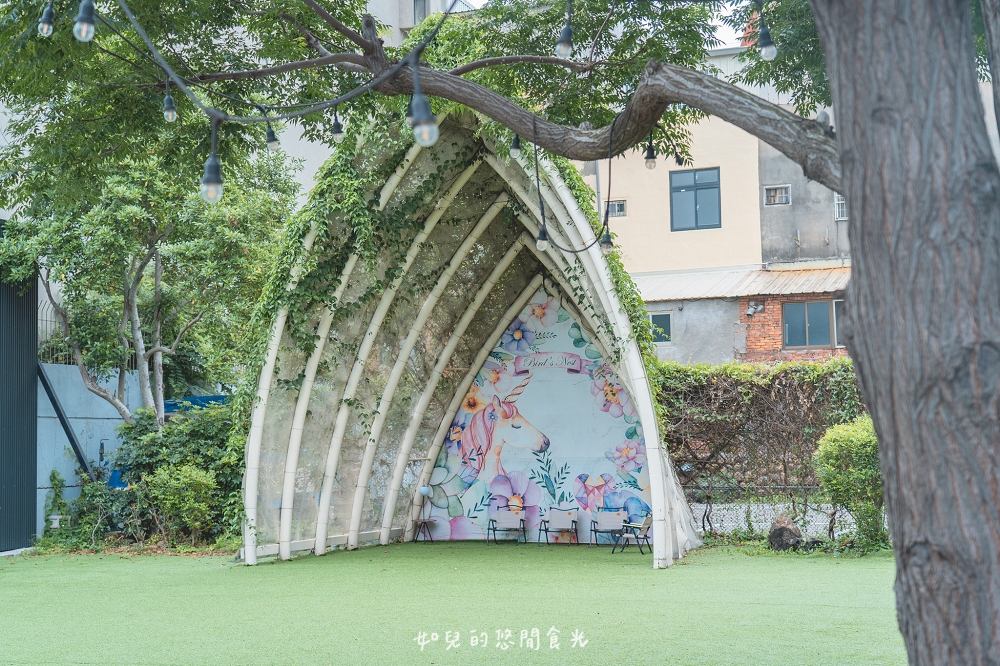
[152,250,165,425]
[811,0,1000,662]
[127,285,157,413]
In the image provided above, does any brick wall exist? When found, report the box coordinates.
[737,293,850,363]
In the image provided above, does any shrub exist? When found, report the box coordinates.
[115,404,241,537]
[144,464,217,545]
[814,414,888,549]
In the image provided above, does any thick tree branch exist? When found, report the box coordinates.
[143,311,204,360]
[450,55,594,76]
[194,53,367,83]
[299,0,372,53]
[371,58,843,191]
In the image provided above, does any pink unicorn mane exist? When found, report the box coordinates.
[461,399,518,474]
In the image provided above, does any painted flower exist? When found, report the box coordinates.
[590,365,636,419]
[501,318,535,354]
[573,473,616,512]
[461,385,487,414]
[424,516,485,541]
[488,471,542,529]
[603,490,651,523]
[607,440,647,473]
[478,359,513,401]
[520,294,560,331]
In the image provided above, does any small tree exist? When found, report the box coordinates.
[814,415,887,548]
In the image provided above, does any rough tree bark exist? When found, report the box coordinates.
[811,0,1000,662]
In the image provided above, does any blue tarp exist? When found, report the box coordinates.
[163,395,229,412]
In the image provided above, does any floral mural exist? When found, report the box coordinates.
[423,288,651,542]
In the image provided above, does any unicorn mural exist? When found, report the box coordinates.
[423,288,653,542]
[457,377,550,485]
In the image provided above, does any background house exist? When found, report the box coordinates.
[583,47,1000,364]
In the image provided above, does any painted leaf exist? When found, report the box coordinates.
[585,346,602,359]
[430,484,449,509]
[448,496,465,518]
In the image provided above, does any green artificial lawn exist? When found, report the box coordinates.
[0,542,905,665]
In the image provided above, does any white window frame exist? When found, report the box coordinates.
[834,192,848,220]
[607,199,627,218]
[763,185,792,206]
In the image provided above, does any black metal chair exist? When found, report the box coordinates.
[613,513,652,554]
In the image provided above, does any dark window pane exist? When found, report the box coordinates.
[784,303,806,347]
[650,314,671,342]
[696,187,720,228]
[834,300,845,347]
[414,0,427,22]
[671,171,695,187]
[696,168,719,184]
[808,301,832,347]
[671,190,696,230]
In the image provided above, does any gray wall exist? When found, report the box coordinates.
[36,364,140,537]
[757,140,850,264]
[648,298,743,364]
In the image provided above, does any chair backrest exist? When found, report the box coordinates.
[636,514,653,535]
[595,509,625,530]
[547,509,576,530]
[495,509,522,529]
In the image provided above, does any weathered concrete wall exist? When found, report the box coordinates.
[36,364,140,537]
[757,139,849,264]
[647,298,744,365]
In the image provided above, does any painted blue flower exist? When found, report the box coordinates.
[604,491,651,523]
[501,318,535,354]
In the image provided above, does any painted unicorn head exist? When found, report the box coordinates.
[460,375,549,484]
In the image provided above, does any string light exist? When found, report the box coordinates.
[510,134,521,159]
[409,61,438,147]
[266,125,279,153]
[162,78,177,122]
[644,133,656,170]
[72,0,95,42]
[332,108,345,144]
[535,225,549,251]
[754,0,778,61]
[200,121,223,203]
[600,228,614,255]
[555,0,573,58]
[38,1,55,37]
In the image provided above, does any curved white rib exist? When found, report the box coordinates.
[542,161,690,566]
[313,161,482,555]
[404,273,545,541]
[377,237,526,544]
[378,143,422,211]
[277,254,360,560]
[243,226,320,565]
[346,194,509,549]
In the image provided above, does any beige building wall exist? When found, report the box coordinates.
[580,115,762,274]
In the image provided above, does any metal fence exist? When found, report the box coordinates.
[38,299,137,368]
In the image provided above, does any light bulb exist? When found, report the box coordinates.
[332,118,344,144]
[413,120,439,148]
[536,226,550,252]
[38,3,55,37]
[200,153,224,203]
[266,126,279,153]
[73,0,95,42]
[600,229,614,256]
[73,20,94,41]
[758,25,777,61]
[644,142,656,170]
[510,134,521,159]
[200,182,223,203]
[555,21,573,58]
[162,93,177,123]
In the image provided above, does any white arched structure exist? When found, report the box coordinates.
[243,118,700,568]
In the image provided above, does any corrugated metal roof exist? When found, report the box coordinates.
[635,267,851,302]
